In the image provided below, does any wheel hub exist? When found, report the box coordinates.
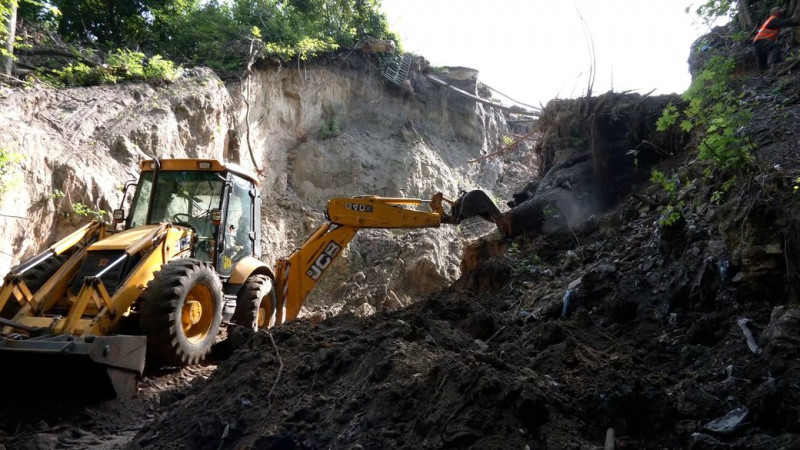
[257,307,266,327]
[182,300,203,327]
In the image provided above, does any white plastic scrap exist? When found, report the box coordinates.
[737,318,761,354]
[704,407,749,434]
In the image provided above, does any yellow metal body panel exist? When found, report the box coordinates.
[34,249,86,313]
[0,221,104,332]
[6,224,192,337]
[89,225,189,335]
[139,159,260,186]
[52,221,105,255]
[327,197,442,228]
[274,223,359,324]
[88,225,161,251]
[229,256,272,285]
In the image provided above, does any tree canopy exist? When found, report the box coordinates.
[3,0,398,79]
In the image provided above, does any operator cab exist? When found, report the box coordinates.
[118,159,261,277]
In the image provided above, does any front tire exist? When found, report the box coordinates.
[232,274,276,331]
[140,259,223,366]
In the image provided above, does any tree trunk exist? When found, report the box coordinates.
[738,0,754,29]
[1,1,17,77]
[792,0,800,44]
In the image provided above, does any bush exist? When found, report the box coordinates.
[656,54,754,174]
[47,50,181,87]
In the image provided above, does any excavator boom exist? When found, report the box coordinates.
[273,190,506,324]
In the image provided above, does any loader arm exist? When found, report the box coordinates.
[273,191,506,324]
[0,221,106,326]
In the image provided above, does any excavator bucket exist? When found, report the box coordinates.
[449,190,510,237]
[0,331,147,399]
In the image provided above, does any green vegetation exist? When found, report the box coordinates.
[686,0,735,25]
[650,169,685,227]
[319,116,340,140]
[5,0,397,84]
[46,49,181,86]
[0,145,22,198]
[509,242,543,276]
[71,202,106,220]
[657,54,754,174]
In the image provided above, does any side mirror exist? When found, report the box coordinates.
[112,209,125,224]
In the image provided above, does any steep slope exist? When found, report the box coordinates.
[0,55,531,313]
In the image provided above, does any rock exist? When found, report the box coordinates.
[704,407,749,434]
[689,432,726,449]
[707,240,725,258]
[760,307,800,349]
[561,250,579,271]
[595,263,616,274]
[403,256,445,296]
[355,303,376,317]
[645,271,662,287]
[473,339,489,352]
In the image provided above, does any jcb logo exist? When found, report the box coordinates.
[345,202,373,213]
[306,242,342,280]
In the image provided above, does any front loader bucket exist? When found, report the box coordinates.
[0,334,146,400]
[450,190,511,237]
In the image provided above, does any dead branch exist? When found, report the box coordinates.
[16,47,99,67]
[469,129,537,163]
[266,332,283,404]
[777,59,800,76]
[0,72,26,85]
[242,35,263,176]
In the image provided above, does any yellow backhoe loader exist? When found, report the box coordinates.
[0,159,507,397]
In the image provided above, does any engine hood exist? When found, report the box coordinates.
[87,224,186,252]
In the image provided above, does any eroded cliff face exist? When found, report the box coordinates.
[0,72,228,276]
[0,55,529,315]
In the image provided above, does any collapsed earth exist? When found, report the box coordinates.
[2,1,800,449]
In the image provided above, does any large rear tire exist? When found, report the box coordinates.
[232,274,276,331]
[140,259,223,366]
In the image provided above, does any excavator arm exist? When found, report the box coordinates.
[273,190,507,324]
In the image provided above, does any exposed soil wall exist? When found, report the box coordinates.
[0,55,532,315]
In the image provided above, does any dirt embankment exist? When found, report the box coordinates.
[0,54,532,315]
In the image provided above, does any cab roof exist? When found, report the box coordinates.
[138,159,260,186]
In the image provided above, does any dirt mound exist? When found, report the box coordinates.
[131,66,800,448]
[131,291,661,449]
[131,183,800,449]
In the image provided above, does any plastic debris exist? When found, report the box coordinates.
[737,318,761,354]
[690,432,725,446]
[561,289,574,318]
[704,407,749,434]
[718,258,729,287]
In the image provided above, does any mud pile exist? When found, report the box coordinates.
[132,64,800,448]
[129,184,800,449]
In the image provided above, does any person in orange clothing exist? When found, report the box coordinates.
[753,7,800,71]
